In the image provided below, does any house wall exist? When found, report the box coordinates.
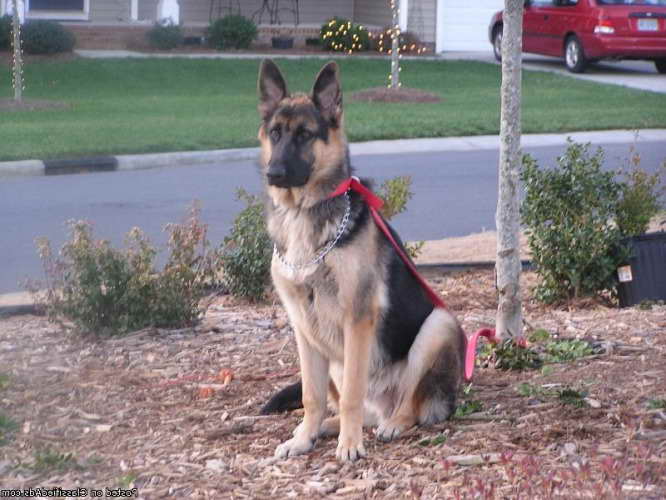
[354,0,391,29]
[180,0,354,26]
[408,0,436,44]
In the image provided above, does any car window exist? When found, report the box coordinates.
[530,0,555,5]
[555,0,579,5]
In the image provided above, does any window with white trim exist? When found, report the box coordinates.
[27,0,90,20]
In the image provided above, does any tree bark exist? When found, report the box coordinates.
[11,0,23,103]
[390,1,400,89]
[495,0,524,340]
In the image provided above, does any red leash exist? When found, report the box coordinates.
[329,177,497,381]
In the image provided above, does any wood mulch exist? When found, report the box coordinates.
[1,269,665,498]
[350,87,442,104]
[0,98,70,112]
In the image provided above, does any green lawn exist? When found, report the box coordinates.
[1,57,665,161]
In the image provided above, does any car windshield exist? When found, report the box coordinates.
[597,0,666,5]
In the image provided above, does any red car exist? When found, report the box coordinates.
[489,0,666,73]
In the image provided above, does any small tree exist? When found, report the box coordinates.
[388,0,400,89]
[10,0,23,103]
[495,0,524,340]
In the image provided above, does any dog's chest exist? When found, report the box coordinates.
[273,259,346,360]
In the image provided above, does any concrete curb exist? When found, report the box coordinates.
[2,129,665,179]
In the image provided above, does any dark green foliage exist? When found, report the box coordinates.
[418,433,447,446]
[34,206,220,336]
[220,189,272,301]
[543,339,593,363]
[208,15,257,50]
[146,22,183,50]
[617,157,665,237]
[31,449,81,472]
[521,141,629,303]
[320,17,370,52]
[647,399,666,410]
[0,413,18,445]
[558,387,588,408]
[484,339,543,371]
[454,399,484,418]
[0,15,11,50]
[21,20,75,54]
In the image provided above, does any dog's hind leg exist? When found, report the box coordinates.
[376,308,464,441]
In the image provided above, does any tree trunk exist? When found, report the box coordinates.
[390,1,400,89]
[12,0,23,103]
[495,0,524,340]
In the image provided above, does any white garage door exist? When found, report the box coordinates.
[436,0,504,52]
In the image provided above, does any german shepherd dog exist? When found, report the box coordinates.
[257,59,466,462]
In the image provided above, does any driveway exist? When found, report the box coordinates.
[443,51,666,94]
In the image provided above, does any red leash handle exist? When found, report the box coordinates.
[329,177,497,380]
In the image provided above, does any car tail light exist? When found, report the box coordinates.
[594,20,615,35]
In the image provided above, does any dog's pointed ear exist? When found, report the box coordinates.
[258,59,288,120]
[312,61,342,126]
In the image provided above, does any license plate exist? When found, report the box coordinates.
[637,18,658,31]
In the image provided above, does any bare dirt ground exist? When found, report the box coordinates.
[1,267,665,499]
[350,87,442,104]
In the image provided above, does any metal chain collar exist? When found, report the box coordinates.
[273,191,351,271]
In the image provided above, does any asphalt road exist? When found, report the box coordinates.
[1,141,664,294]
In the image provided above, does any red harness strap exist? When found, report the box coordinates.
[328,177,497,381]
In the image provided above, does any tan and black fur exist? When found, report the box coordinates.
[257,59,466,462]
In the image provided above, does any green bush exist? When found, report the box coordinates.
[372,28,427,55]
[616,155,665,237]
[21,20,75,54]
[208,14,257,50]
[0,15,11,50]
[146,22,183,50]
[377,175,423,259]
[220,189,272,301]
[320,17,370,53]
[33,205,220,336]
[521,141,628,303]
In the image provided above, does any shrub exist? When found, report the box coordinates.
[377,175,423,259]
[21,20,75,54]
[372,28,427,55]
[521,141,628,303]
[320,17,370,53]
[0,15,11,50]
[33,205,220,336]
[146,22,183,50]
[208,14,257,50]
[220,189,272,301]
[616,153,665,237]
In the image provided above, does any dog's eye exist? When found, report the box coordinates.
[270,128,281,143]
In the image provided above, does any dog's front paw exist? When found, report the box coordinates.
[275,435,315,459]
[376,416,414,442]
[336,432,366,462]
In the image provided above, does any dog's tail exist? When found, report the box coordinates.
[259,380,303,415]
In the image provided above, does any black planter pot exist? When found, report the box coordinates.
[272,36,294,49]
[617,232,666,307]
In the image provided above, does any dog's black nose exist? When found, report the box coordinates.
[267,164,287,185]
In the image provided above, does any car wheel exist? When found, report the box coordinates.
[564,36,587,73]
[492,25,503,62]
[655,59,666,74]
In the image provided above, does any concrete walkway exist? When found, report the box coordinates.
[2,129,666,179]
